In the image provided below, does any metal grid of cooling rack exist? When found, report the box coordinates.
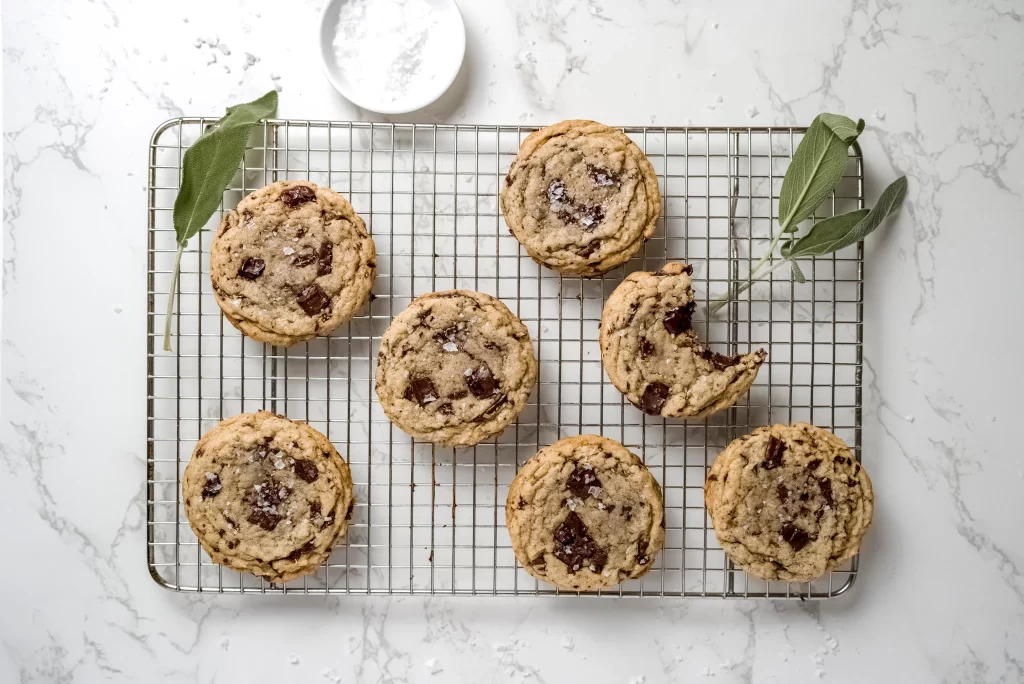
[147,119,864,598]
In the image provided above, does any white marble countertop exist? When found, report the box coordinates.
[3,0,1023,681]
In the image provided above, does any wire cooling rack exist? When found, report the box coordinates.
[147,120,864,598]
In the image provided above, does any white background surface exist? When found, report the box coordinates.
[3,1,1023,682]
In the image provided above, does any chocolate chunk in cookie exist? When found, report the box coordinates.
[638,338,655,359]
[699,347,742,371]
[296,284,331,316]
[640,382,669,415]
[202,472,222,499]
[237,257,266,280]
[566,462,602,500]
[293,459,319,483]
[404,377,439,406]
[465,364,499,398]
[588,164,617,186]
[780,523,811,552]
[636,538,651,565]
[316,242,333,276]
[663,302,695,335]
[434,322,467,352]
[285,540,316,562]
[553,512,608,573]
[547,179,567,204]
[763,436,785,470]
[280,184,316,206]
[247,505,282,531]
[818,478,833,507]
[481,394,508,417]
[245,481,285,531]
[549,178,606,230]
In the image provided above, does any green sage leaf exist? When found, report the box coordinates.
[780,209,869,259]
[782,176,907,259]
[776,114,860,232]
[173,90,278,245]
[791,260,806,283]
[819,114,865,143]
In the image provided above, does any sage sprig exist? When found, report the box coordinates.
[781,176,907,265]
[707,113,907,315]
[163,90,278,351]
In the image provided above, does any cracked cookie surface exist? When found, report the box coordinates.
[704,423,874,582]
[182,411,354,583]
[210,180,376,346]
[375,290,538,447]
[500,120,661,276]
[506,435,665,591]
[599,262,766,418]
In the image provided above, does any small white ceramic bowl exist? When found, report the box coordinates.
[318,0,466,114]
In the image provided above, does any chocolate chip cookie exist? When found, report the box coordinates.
[375,290,538,447]
[704,423,874,583]
[506,435,665,591]
[182,411,354,583]
[599,262,767,418]
[500,120,661,276]
[210,180,377,346]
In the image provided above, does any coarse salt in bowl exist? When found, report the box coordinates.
[318,0,466,114]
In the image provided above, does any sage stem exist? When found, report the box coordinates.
[707,258,793,316]
[163,242,185,352]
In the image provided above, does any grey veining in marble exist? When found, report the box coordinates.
[3,0,1024,681]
